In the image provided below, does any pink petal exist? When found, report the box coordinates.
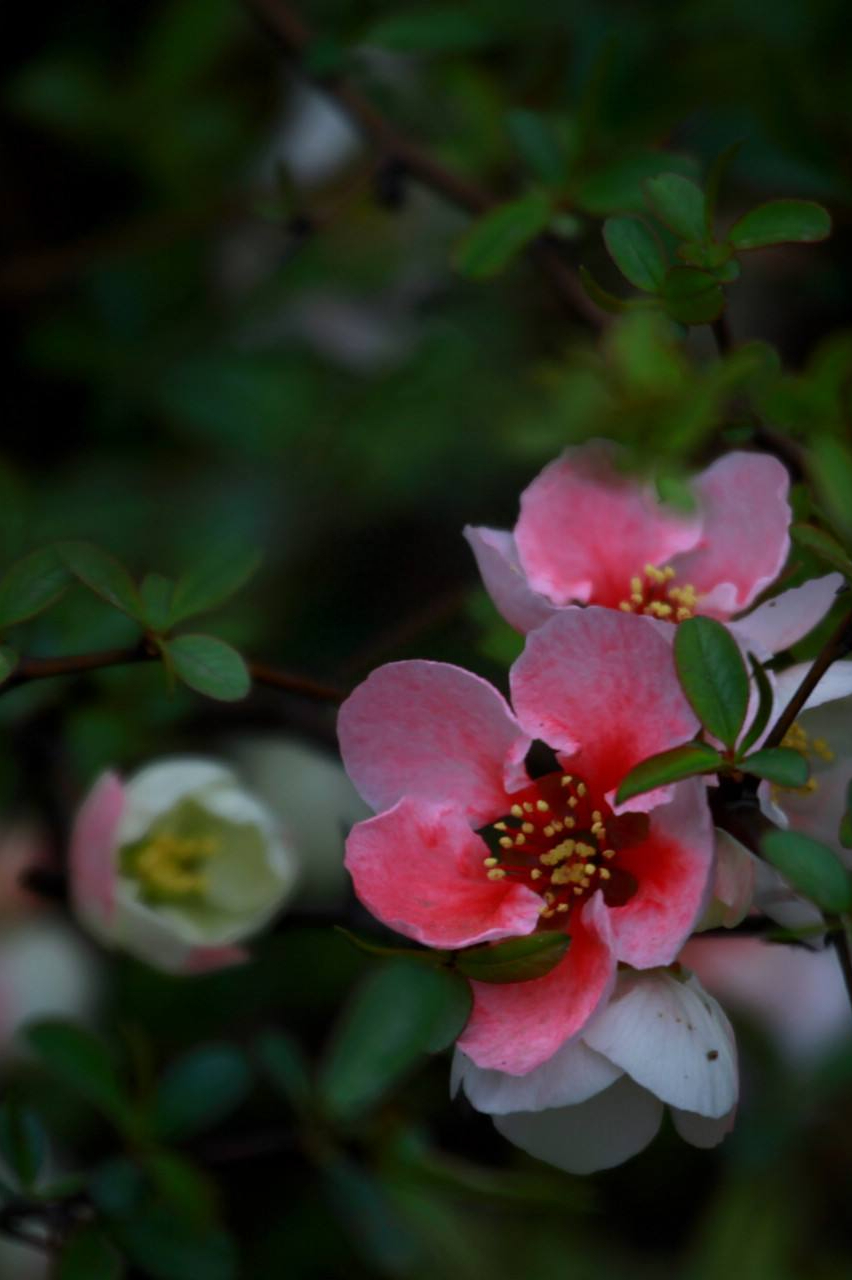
[514,443,700,609]
[607,778,715,968]
[183,945,250,974]
[731,573,843,655]
[69,772,125,931]
[671,452,790,615]
[510,608,699,809]
[464,526,559,634]
[338,660,530,825]
[456,893,615,1074]
[344,798,543,949]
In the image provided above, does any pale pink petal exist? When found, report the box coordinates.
[583,969,738,1118]
[183,945,250,974]
[494,1075,663,1174]
[344,798,542,949]
[731,574,843,656]
[510,608,699,811]
[451,1036,621,1115]
[773,660,852,718]
[464,526,559,634]
[607,778,715,967]
[671,453,790,615]
[338,660,530,825]
[671,1106,736,1148]
[69,772,125,931]
[514,443,700,609]
[456,893,615,1074]
[696,829,756,931]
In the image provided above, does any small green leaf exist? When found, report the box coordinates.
[454,190,553,279]
[713,258,741,282]
[318,960,471,1122]
[741,747,809,787]
[675,617,751,748]
[615,741,724,805]
[507,109,566,187]
[166,635,250,701]
[728,199,831,250]
[602,216,667,291]
[58,541,143,619]
[807,437,852,543]
[140,573,175,633]
[660,266,725,324]
[454,932,569,984]
[169,545,261,626]
[0,1102,47,1191]
[152,1045,251,1142]
[762,829,852,913]
[335,926,447,963]
[738,654,775,757]
[644,173,706,241]
[0,547,69,628]
[255,1030,312,1111]
[677,241,734,270]
[790,524,852,578]
[840,780,852,850]
[58,1227,124,1280]
[578,266,630,314]
[26,1021,133,1130]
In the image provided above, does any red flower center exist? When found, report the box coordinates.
[480,771,645,927]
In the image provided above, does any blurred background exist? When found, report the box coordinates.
[3,0,852,1275]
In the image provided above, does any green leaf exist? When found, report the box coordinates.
[114,1209,236,1280]
[728,199,832,250]
[677,241,734,270]
[660,266,725,324]
[507,110,566,187]
[762,829,852,913]
[644,173,706,241]
[840,779,852,850]
[808,437,852,543]
[169,545,261,625]
[454,933,569,984]
[26,1021,133,1130]
[362,8,493,53]
[89,1158,145,1218]
[602,216,667,291]
[166,635,250,701]
[0,646,17,684]
[145,1151,216,1226]
[615,741,724,805]
[323,1157,419,1274]
[255,1030,312,1112]
[713,257,741,283]
[738,654,775,757]
[318,960,471,1122]
[790,524,852,578]
[152,1045,251,1142]
[58,1227,124,1280]
[58,541,142,619]
[741,747,809,787]
[674,617,750,748]
[334,926,447,964]
[0,546,69,628]
[578,266,630,314]
[0,1102,47,1191]
[454,190,552,279]
[140,573,175,633]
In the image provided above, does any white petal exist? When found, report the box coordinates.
[671,1105,736,1149]
[463,526,558,635]
[120,758,237,842]
[751,856,825,940]
[773,660,852,718]
[695,829,756,931]
[0,921,101,1045]
[583,969,737,1118]
[494,1076,663,1175]
[113,890,194,972]
[451,1037,622,1116]
[732,574,843,655]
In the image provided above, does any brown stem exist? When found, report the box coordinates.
[763,599,852,749]
[243,0,603,327]
[711,312,732,356]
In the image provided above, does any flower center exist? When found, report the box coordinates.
[123,832,219,903]
[618,563,697,622]
[775,721,834,796]
[480,771,644,925]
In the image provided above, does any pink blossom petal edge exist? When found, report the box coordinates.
[510,608,699,811]
[731,573,843,656]
[183,945,250,974]
[671,452,790,615]
[338,660,530,826]
[514,442,701,609]
[69,771,125,929]
[456,892,615,1074]
[607,777,715,968]
[345,798,543,950]
[463,526,559,635]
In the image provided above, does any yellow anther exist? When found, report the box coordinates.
[523,802,534,813]
[494,822,507,831]
[573,887,583,896]
[663,566,676,579]
[576,783,587,797]
[487,868,506,880]
[813,737,834,761]
[590,822,604,836]
[599,868,611,880]
[560,775,573,786]
[541,909,555,919]
[603,848,616,859]
[552,820,564,832]
[631,577,643,595]
[531,868,543,880]
[132,832,217,901]
[545,891,555,904]
[591,811,602,823]
[564,817,575,829]
[510,804,524,818]
[499,836,514,849]
[514,833,526,846]
[574,842,595,858]
[557,903,569,913]
[584,863,597,876]
[483,857,499,867]
[543,825,555,838]
[676,607,691,621]
[540,839,575,866]
[631,593,644,605]
[551,864,582,885]
[536,800,550,812]
[580,878,590,889]
[522,822,535,834]
[568,796,578,808]
[619,601,633,612]
[645,564,666,584]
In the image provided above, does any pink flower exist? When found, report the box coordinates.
[452,965,738,1174]
[465,443,841,656]
[338,608,715,1075]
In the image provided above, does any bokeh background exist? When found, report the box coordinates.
[3,0,852,1275]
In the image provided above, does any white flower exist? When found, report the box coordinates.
[0,918,100,1051]
[69,759,298,974]
[452,967,737,1174]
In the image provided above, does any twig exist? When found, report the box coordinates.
[763,599,852,748]
[243,0,603,326]
[831,917,852,1016]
